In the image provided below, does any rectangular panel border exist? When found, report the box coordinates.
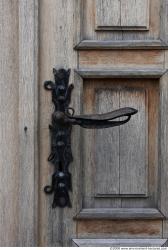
[74,68,168,220]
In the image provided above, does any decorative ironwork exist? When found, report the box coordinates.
[44,68,138,208]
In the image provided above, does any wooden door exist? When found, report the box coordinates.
[1,0,168,247]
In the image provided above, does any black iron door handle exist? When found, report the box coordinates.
[44,68,138,208]
[67,107,137,128]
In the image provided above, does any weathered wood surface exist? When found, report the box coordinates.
[119,89,147,195]
[1,0,168,246]
[0,0,38,246]
[94,89,147,196]
[72,238,167,247]
[161,51,168,246]
[82,78,159,209]
[38,0,80,247]
[77,219,162,238]
[18,0,38,246]
[160,0,168,44]
[160,70,168,245]
[82,80,121,208]
[95,90,120,195]
[0,0,19,246]
[95,0,149,30]
[120,0,149,30]
[82,0,162,42]
[95,0,121,29]
[79,50,164,69]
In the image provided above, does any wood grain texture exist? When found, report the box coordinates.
[81,0,163,42]
[82,81,121,208]
[95,0,121,29]
[18,0,39,246]
[72,238,167,247]
[95,90,120,195]
[83,0,123,40]
[38,0,80,246]
[95,0,149,30]
[77,219,162,238]
[121,80,159,209]
[120,89,147,195]
[75,208,165,220]
[159,71,168,235]
[160,0,168,44]
[1,0,168,246]
[79,50,164,69]
[82,79,159,209]
[94,88,147,196]
[121,0,149,30]
[0,0,19,246]
[161,51,168,246]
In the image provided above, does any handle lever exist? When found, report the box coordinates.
[67,107,137,129]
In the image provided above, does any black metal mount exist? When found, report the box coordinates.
[44,68,138,208]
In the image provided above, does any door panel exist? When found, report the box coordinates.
[82,79,158,207]
[1,0,168,247]
[38,0,168,246]
[77,219,162,238]
[95,0,149,30]
[82,0,161,41]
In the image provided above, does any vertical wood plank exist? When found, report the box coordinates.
[160,67,168,242]
[160,0,168,44]
[122,0,160,41]
[83,0,123,40]
[95,0,149,30]
[39,0,80,246]
[162,50,168,244]
[82,81,121,208]
[95,0,120,28]
[121,0,149,29]
[83,81,95,207]
[120,89,147,195]
[0,0,19,246]
[18,0,38,246]
[95,89,120,195]
[159,43,168,244]
[160,70,168,244]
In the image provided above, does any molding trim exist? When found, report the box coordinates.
[72,238,167,247]
[75,40,168,50]
[74,208,165,220]
[75,69,167,79]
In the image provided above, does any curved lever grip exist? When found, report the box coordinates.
[67,107,138,129]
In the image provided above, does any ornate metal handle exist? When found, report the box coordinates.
[44,68,138,208]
